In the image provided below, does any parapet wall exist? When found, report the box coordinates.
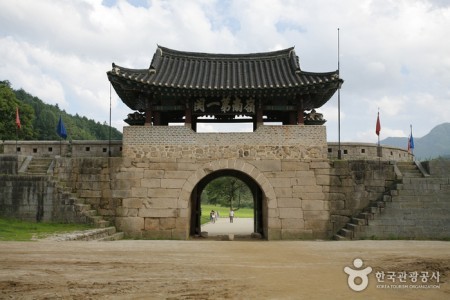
[0,140,122,157]
[123,125,327,160]
[327,142,413,162]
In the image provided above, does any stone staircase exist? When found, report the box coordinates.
[55,186,124,241]
[334,161,425,240]
[24,157,123,241]
[25,157,53,175]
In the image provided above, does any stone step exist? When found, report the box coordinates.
[338,228,354,239]
[358,212,373,221]
[44,227,119,241]
[74,203,91,212]
[345,223,360,233]
[351,217,367,226]
[333,234,349,241]
[402,172,423,178]
[97,232,125,241]
[89,217,109,228]
[84,210,97,217]
[26,158,53,174]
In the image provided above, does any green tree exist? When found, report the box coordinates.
[0,81,35,140]
[202,176,253,210]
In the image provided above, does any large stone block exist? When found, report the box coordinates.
[281,161,310,171]
[142,230,173,239]
[269,177,292,188]
[267,228,282,240]
[301,192,326,201]
[115,168,144,179]
[160,217,176,230]
[147,188,180,198]
[303,210,329,221]
[122,198,143,209]
[292,185,323,195]
[138,208,177,218]
[164,170,192,179]
[131,187,148,197]
[144,217,159,230]
[274,187,292,197]
[302,200,327,211]
[281,218,305,229]
[143,198,177,208]
[310,161,330,169]
[277,197,302,208]
[171,230,188,240]
[112,190,131,198]
[281,229,313,240]
[115,217,144,233]
[268,217,281,229]
[304,219,329,231]
[250,160,282,172]
[161,179,186,189]
[143,169,165,178]
[116,207,138,217]
[175,217,189,230]
[141,178,161,188]
[279,207,303,219]
[315,175,330,186]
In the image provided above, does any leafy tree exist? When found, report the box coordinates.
[0,81,35,140]
[201,176,253,210]
[4,81,123,141]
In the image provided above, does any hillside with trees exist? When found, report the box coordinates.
[0,80,122,141]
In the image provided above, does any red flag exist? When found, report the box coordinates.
[375,112,381,136]
[15,107,21,129]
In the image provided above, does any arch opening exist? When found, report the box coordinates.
[189,169,265,239]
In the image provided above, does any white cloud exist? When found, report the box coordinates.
[0,0,449,142]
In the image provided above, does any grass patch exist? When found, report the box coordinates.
[0,218,93,241]
[200,204,253,224]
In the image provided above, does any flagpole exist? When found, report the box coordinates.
[337,28,342,160]
[109,83,112,158]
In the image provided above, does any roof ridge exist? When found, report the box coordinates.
[157,45,296,60]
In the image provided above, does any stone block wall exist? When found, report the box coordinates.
[327,160,397,234]
[116,125,330,239]
[327,142,413,162]
[52,157,123,222]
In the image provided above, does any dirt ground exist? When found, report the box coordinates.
[0,240,449,299]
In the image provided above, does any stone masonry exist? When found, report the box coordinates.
[116,125,331,240]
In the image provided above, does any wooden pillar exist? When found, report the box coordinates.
[254,99,263,130]
[191,116,197,132]
[185,102,192,126]
[153,111,161,126]
[144,95,153,126]
[145,107,152,126]
[289,111,296,125]
[296,95,304,125]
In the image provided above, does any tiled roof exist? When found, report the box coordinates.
[107,46,342,110]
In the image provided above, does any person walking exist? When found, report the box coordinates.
[210,210,216,223]
[229,209,234,223]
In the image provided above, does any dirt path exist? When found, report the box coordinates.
[0,240,449,299]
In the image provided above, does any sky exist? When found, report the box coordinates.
[1,0,449,143]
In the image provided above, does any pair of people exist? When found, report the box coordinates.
[210,209,234,223]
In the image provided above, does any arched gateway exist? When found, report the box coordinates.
[107,46,342,240]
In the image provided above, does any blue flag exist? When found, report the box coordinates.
[56,115,67,139]
[408,125,414,153]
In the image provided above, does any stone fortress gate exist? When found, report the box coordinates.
[107,46,342,239]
